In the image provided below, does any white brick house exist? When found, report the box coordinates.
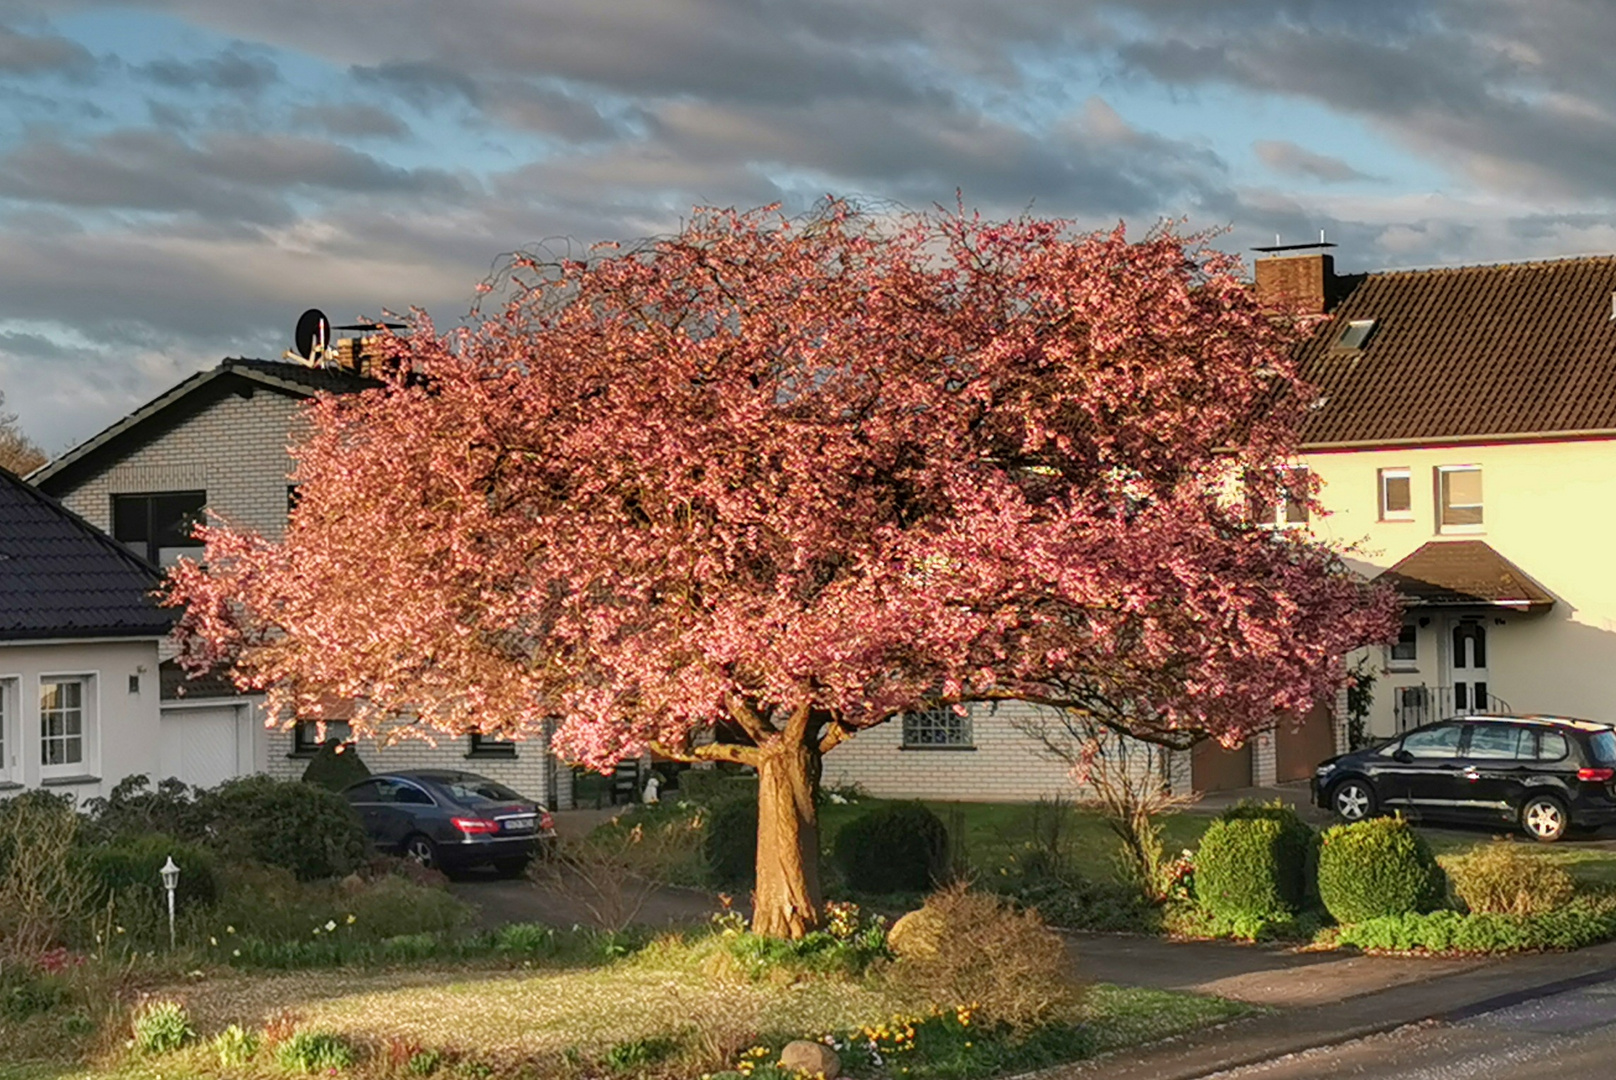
[31,357,572,809]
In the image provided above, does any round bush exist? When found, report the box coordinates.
[833,802,949,895]
[197,775,367,881]
[300,740,370,792]
[703,796,758,887]
[1317,816,1445,924]
[82,832,219,908]
[1446,842,1575,916]
[1194,803,1313,920]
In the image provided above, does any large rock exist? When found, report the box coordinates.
[778,1040,840,1077]
[886,905,945,959]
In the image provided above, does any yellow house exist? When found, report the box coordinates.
[1258,246,1616,743]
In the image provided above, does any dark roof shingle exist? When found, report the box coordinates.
[0,469,174,641]
[1297,256,1616,447]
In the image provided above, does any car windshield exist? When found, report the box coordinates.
[445,778,524,805]
[1591,731,1616,764]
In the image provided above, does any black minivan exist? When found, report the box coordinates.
[1312,715,1616,842]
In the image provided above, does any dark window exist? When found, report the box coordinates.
[446,778,524,805]
[468,732,518,758]
[1335,319,1378,351]
[1402,725,1463,759]
[1390,625,1417,666]
[345,779,382,803]
[1439,467,1483,529]
[395,782,434,806]
[1592,731,1616,764]
[902,707,973,748]
[293,720,352,755]
[112,491,207,567]
[1466,724,1529,760]
[1452,622,1486,669]
[1379,468,1412,520]
[287,484,302,513]
[1538,731,1570,761]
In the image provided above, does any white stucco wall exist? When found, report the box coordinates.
[0,638,163,802]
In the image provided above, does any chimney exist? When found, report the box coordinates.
[333,336,373,377]
[1252,238,1338,315]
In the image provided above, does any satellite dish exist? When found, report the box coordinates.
[295,309,330,360]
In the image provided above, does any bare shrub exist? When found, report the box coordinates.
[887,883,1081,1032]
[1013,709,1196,900]
[538,814,706,932]
[0,793,95,971]
[1446,843,1576,916]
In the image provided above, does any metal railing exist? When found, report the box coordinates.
[1392,684,1513,732]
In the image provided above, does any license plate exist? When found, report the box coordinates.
[501,816,536,833]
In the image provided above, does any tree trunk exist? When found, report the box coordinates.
[751,736,822,938]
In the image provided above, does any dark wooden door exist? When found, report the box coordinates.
[1275,703,1338,782]
[1192,738,1253,792]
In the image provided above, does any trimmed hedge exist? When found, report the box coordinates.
[82,832,219,908]
[301,740,370,792]
[1337,898,1616,953]
[833,802,950,894]
[201,776,368,881]
[703,796,758,887]
[1194,803,1313,920]
[1317,816,1444,924]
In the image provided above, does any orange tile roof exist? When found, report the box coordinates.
[1377,540,1555,610]
[1295,256,1616,447]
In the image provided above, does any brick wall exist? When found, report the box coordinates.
[823,700,1189,802]
[57,390,308,541]
[262,719,573,809]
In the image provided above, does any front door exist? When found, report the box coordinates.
[1449,618,1491,715]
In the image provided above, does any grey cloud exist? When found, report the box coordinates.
[351,61,479,108]
[0,22,93,76]
[484,82,616,142]
[141,45,279,94]
[1253,140,1375,183]
[292,102,410,138]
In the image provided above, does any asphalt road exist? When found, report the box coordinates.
[1210,970,1616,1079]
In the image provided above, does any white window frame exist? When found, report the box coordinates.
[1388,623,1419,671]
[901,706,974,749]
[1436,465,1484,534]
[1378,467,1413,522]
[0,677,17,785]
[39,674,97,781]
[1251,465,1311,530]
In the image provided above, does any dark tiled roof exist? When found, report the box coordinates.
[0,469,174,640]
[31,357,377,492]
[1296,256,1616,447]
[1377,540,1555,610]
[159,658,243,700]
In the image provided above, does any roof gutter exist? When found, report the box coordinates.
[1302,427,1616,454]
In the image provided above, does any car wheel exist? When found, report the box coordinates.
[1330,778,1377,822]
[403,833,439,869]
[1522,795,1569,843]
[493,857,531,879]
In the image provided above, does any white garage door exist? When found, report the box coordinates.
[159,705,244,789]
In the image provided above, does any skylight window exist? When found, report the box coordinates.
[1334,318,1378,351]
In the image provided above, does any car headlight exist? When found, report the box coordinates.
[1315,765,1334,776]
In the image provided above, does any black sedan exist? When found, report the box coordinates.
[1312,715,1616,842]
[343,770,555,875]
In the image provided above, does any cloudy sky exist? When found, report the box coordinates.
[2,0,1614,453]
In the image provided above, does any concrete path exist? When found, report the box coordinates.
[1070,933,1486,1007]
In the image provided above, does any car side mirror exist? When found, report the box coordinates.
[1393,749,1414,764]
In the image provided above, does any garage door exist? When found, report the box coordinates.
[159,705,244,789]
[1191,738,1253,792]
[1275,703,1337,782]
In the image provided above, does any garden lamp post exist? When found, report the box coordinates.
[159,856,180,950]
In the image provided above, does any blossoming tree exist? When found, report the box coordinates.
[167,206,1400,938]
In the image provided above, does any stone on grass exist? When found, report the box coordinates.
[778,1040,839,1077]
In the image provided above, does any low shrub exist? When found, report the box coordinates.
[703,797,758,888]
[199,775,367,881]
[301,740,371,792]
[1193,802,1312,920]
[212,1024,260,1066]
[81,776,204,845]
[1445,843,1576,915]
[494,922,557,957]
[276,1030,358,1072]
[0,791,94,966]
[833,803,949,895]
[1162,901,1328,944]
[131,1000,194,1055]
[82,832,219,909]
[1,970,75,1021]
[713,923,888,980]
[678,769,758,807]
[1317,817,1444,924]
[1337,897,1616,953]
[604,1034,679,1070]
[344,875,474,937]
[887,883,1079,1032]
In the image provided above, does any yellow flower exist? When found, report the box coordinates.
[209,937,218,946]
[345,914,356,924]
[225,925,235,934]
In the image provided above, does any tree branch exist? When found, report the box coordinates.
[783,698,814,745]
[818,721,853,756]
[649,740,758,766]
[725,694,776,744]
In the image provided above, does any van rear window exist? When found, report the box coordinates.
[1591,731,1616,764]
